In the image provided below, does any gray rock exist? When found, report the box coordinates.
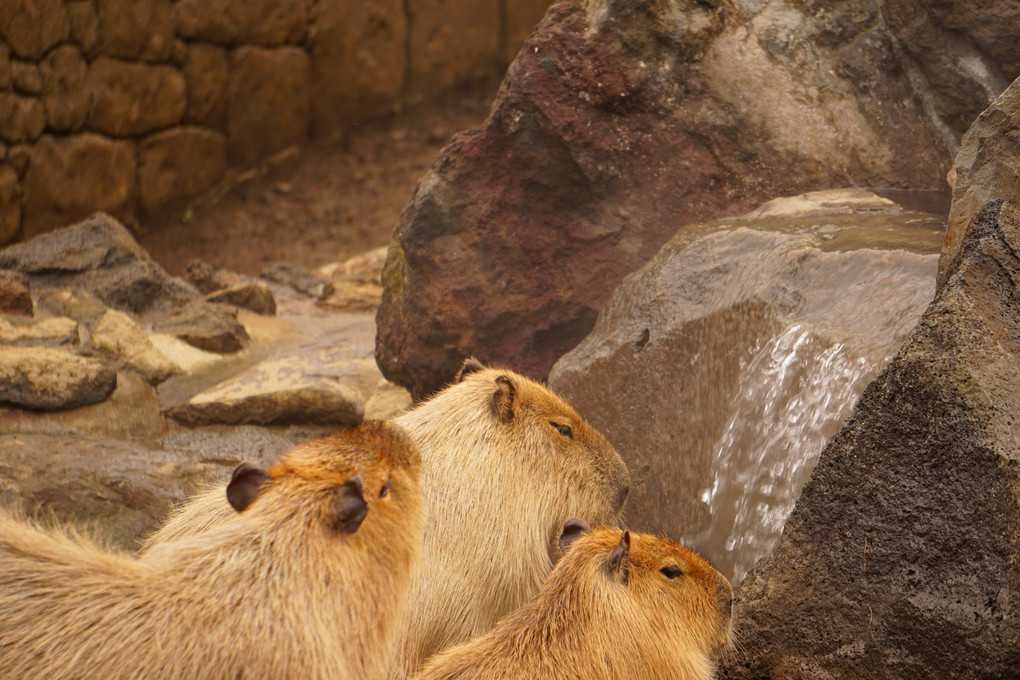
[0,316,78,347]
[260,261,333,299]
[720,199,1020,679]
[0,347,116,410]
[166,349,377,426]
[549,190,942,582]
[205,282,276,315]
[90,309,180,384]
[154,301,249,354]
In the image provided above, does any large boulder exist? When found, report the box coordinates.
[721,198,1020,679]
[549,189,942,581]
[376,0,983,398]
[939,75,1020,290]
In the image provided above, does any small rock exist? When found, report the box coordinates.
[205,282,276,315]
[167,350,377,426]
[260,261,333,299]
[0,315,78,346]
[317,279,382,312]
[90,309,180,385]
[0,270,32,316]
[154,301,249,353]
[0,347,116,410]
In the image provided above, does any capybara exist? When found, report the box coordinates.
[142,359,630,677]
[0,421,422,680]
[414,520,734,680]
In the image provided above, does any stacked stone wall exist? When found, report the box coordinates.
[0,0,550,244]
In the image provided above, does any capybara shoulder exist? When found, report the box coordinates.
[415,521,733,680]
[0,420,421,680]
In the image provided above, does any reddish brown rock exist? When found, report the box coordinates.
[137,127,226,211]
[376,0,955,397]
[175,0,245,43]
[0,270,32,316]
[0,166,21,245]
[95,0,175,62]
[6,145,31,177]
[183,43,228,130]
[175,0,308,46]
[86,57,185,137]
[226,47,310,165]
[21,134,136,238]
[0,42,10,89]
[244,0,310,46]
[10,60,41,94]
[0,93,45,144]
[39,45,91,132]
[405,0,502,105]
[67,1,100,59]
[309,0,405,137]
[939,75,1020,290]
[0,0,70,60]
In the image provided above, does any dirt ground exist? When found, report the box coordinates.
[137,86,495,277]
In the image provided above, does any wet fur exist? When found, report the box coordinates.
[0,421,422,680]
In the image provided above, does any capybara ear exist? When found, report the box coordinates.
[605,530,631,583]
[492,375,516,422]
[226,462,270,512]
[558,518,591,553]
[456,357,487,382]
[328,475,369,535]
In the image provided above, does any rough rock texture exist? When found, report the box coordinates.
[0,166,21,244]
[21,134,137,238]
[0,316,78,347]
[549,190,942,581]
[0,270,32,316]
[0,347,116,410]
[0,0,70,60]
[95,0,175,62]
[86,57,186,137]
[167,350,374,426]
[90,309,180,384]
[308,0,405,137]
[154,301,249,353]
[182,44,228,129]
[226,46,310,164]
[0,213,198,316]
[205,282,276,315]
[939,75,1020,290]
[0,92,46,144]
[38,45,91,132]
[721,199,1020,679]
[137,127,226,211]
[376,0,957,397]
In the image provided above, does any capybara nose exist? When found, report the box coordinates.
[615,484,630,512]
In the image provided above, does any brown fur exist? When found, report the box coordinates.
[0,421,422,680]
[414,527,734,680]
[141,362,630,677]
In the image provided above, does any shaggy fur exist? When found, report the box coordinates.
[0,421,422,680]
[141,363,630,678]
[414,528,734,680]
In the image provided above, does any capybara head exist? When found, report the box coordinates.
[226,420,422,547]
[562,523,734,673]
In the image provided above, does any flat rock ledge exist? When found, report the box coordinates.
[0,347,116,410]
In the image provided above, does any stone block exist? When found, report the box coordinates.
[0,347,116,411]
[183,44,228,130]
[10,60,41,94]
[21,134,136,238]
[0,42,10,89]
[0,93,45,144]
[0,0,70,60]
[174,0,245,44]
[67,1,100,59]
[138,127,226,211]
[227,47,310,165]
[309,0,405,137]
[245,0,310,46]
[95,0,175,62]
[86,57,185,137]
[0,165,20,245]
[405,0,501,104]
[39,45,90,132]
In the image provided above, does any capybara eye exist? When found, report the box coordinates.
[550,422,573,439]
[660,566,683,579]
[379,479,392,498]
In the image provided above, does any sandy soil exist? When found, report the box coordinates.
[137,86,495,277]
